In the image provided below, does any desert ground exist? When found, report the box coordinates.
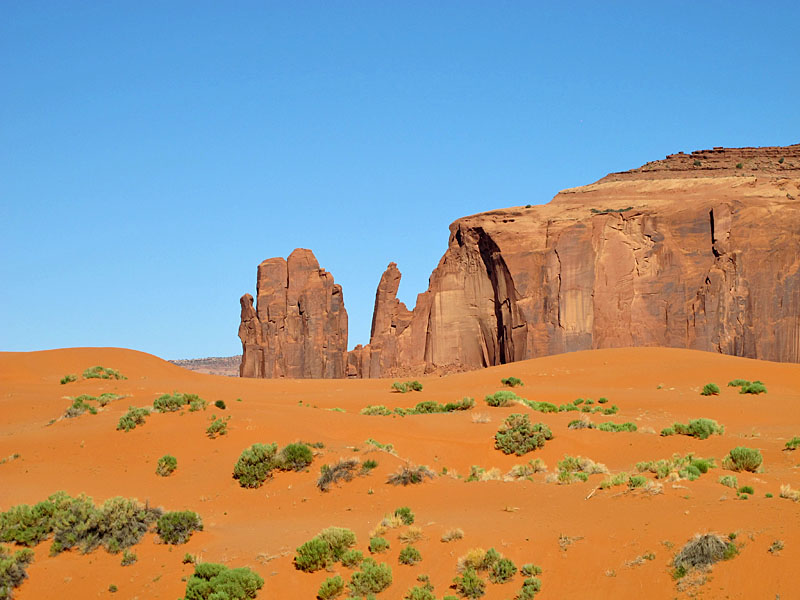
[1,346,799,599]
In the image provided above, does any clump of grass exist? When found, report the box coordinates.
[188,397,207,412]
[520,563,542,577]
[365,438,395,454]
[387,464,435,486]
[60,374,77,385]
[341,549,364,567]
[398,526,423,544]
[206,415,229,439]
[700,383,720,396]
[317,458,361,492]
[182,563,263,599]
[349,558,393,596]
[501,377,524,387]
[672,533,737,578]
[722,447,762,472]
[553,455,607,484]
[737,485,754,495]
[628,474,647,488]
[394,506,414,525]
[232,443,278,488]
[83,366,126,380]
[484,390,520,407]
[120,549,137,566]
[568,417,593,430]
[390,397,476,416]
[599,472,628,489]
[780,484,800,502]
[488,557,517,583]
[441,528,464,543]
[504,458,547,480]
[156,511,203,544]
[768,540,784,554]
[117,406,149,432]
[636,454,714,481]
[392,381,423,393]
[784,437,800,451]
[153,393,187,413]
[495,414,552,456]
[0,544,34,598]
[317,574,345,600]
[718,475,738,488]
[156,455,177,477]
[398,545,421,565]
[451,568,485,599]
[727,379,767,394]
[294,527,357,572]
[661,418,724,440]
[596,421,637,433]
[518,398,559,413]
[361,405,392,416]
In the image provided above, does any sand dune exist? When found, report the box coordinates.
[1,346,798,599]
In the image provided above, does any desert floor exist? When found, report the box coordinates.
[1,346,799,599]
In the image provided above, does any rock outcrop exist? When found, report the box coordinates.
[241,144,800,378]
[238,249,348,378]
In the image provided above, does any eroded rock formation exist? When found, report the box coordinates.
[242,144,800,378]
[238,249,348,378]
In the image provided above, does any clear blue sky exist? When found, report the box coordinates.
[2,1,798,359]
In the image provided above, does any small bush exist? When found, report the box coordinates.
[295,537,333,572]
[441,528,464,543]
[723,447,762,472]
[727,379,749,387]
[0,544,34,598]
[233,443,279,488]
[182,563,263,599]
[673,533,737,575]
[451,568,485,599]
[153,393,185,413]
[484,391,519,407]
[736,162,743,169]
[398,545,421,565]
[83,366,126,380]
[628,475,647,488]
[662,418,723,440]
[317,458,361,492]
[156,511,202,544]
[597,421,637,433]
[120,549,137,566]
[361,405,392,416]
[520,563,542,577]
[362,459,378,471]
[394,507,414,525]
[738,485,754,495]
[64,395,99,418]
[369,536,390,554]
[740,381,767,395]
[206,416,229,439]
[785,437,800,451]
[392,381,423,393]
[387,464,434,486]
[341,549,364,567]
[349,558,393,595]
[60,374,77,385]
[501,377,524,387]
[188,398,207,412]
[405,586,436,600]
[156,455,177,477]
[318,575,345,600]
[495,414,552,456]
[279,443,313,471]
[489,557,517,583]
[117,407,149,432]
[700,383,720,396]
[214,400,227,410]
[517,577,541,599]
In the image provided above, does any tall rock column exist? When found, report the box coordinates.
[238,248,348,378]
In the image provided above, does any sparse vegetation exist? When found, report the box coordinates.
[181,562,264,599]
[387,464,434,486]
[156,511,202,544]
[394,506,414,525]
[596,421,637,433]
[700,383,720,396]
[517,577,542,599]
[722,447,762,472]
[120,549,137,566]
[279,443,314,470]
[214,400,227,410]
[768,540,784,554]
[590,206,633,214]
[554,455,607,483]
[317,575,345,600]
[317,458,361,492]
[117,406,150,432]
[206,416,229,438]
[341,549,364,567]
[489,557,517,583]
[636,454,714,481]
[83,366,126,380]
[785,436,800,451]
[0,544,33,599]
[365,438,395,454]
[495,414,552,456]
[361,405,392,416]
[156,455,177,477]
[441,529,464,543]
[501,377,524,388]
[349,558,393,596]
[451,568,485,599]
[392,381,423,393]
[60,374,77,385]
[233,443,278,488]
[660,418,724,440]
[672,533,738,578]
[153,393,187,413]
[737,485,754,495]
[398,545,421,565]
[739,381,767,395]
[736,162,743,169]
[718,475,738,488]
[484,391,520,407]
[780,484,800,502]
[294,527,357,572]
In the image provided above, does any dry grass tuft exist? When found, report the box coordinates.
[471,412,491,424]
[398,526,424,544]
[779,483,800,501]
[441,528,464,543]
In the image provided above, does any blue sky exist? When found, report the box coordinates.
[2,1,798,359]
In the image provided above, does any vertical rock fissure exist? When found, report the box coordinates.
[476,228,517,365]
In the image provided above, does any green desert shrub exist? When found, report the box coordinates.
[495,414,552,456]
[443,397,475,412]
[182,562,263,599]
[120,549,137,566]
[740,381,767,394]
[722,447,762,472]
[484,391,519,407]
[661,418,724,440]
[156,511,202,545]
[60,374,77,385]
[0,545,34,599]
[233,443,279,488]
[451,568,485,599]
[294,527,357,572]
[517,577,542,599]
[398,545,422,565]
[489,557,517,583]
[64,395,99,418]
[214,400,226,410]
[206,416,229,439]
[520,398,559,413]
[738,485,754,495]
[153,393,186,413]
[556,455,607,483]
[700,383,720,396]
[117,406,149,432]
[394,507,414,525]
[596,421,637,433]
[501,377,524,387]
[727,379,749,387]
[349,558,393,596]
[188,397,207,412]
[361,405,392,416]
[392,381,423,393]
[156,455,177,477]
[317,574,345,600]
[278,443,313,471]
[83,366,126,380]
[362,459,378,471]
[719,475,738,488]
[520,563,542,577]
[341,549,364,567]
[405,586,436,600]
[628,475,647,488]
[387,464,435,486]
[785,437,800,450]
[369,536,390,554]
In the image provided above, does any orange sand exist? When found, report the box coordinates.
[1,346,799,599]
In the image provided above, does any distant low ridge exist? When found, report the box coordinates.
[170,355,241,377]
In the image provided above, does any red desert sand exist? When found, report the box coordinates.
[1,346,799,598]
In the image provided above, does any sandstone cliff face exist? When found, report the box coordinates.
[349,144,800,376]
[241,144,800,378]
[239,249,348,378]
